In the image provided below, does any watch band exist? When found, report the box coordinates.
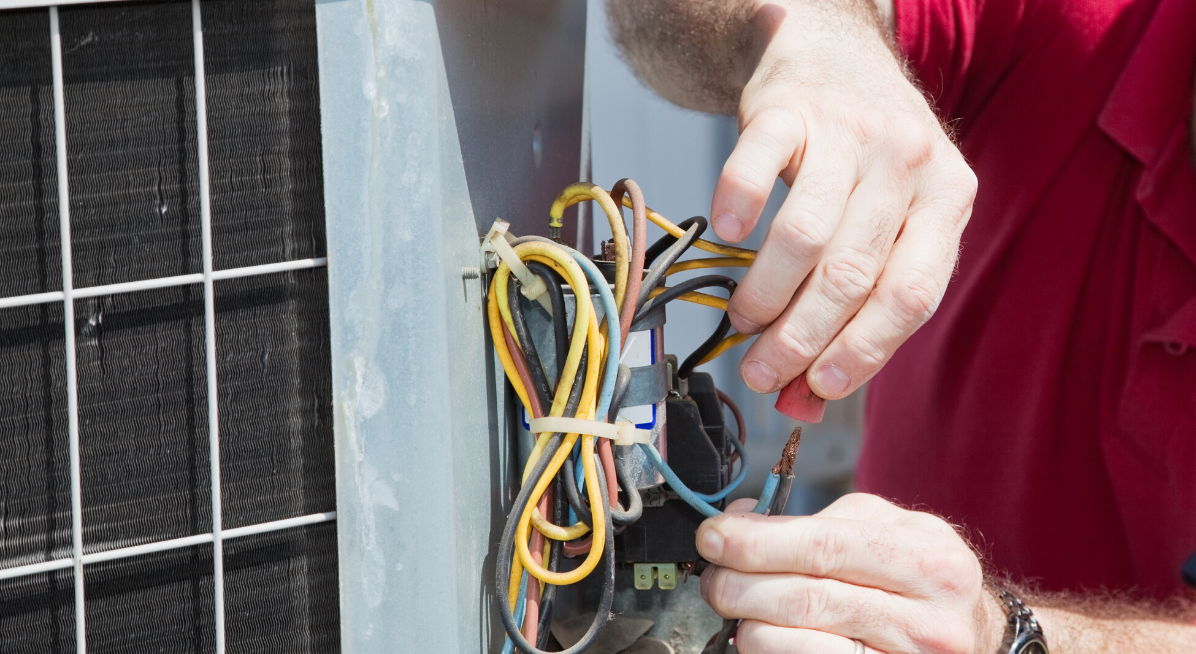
[993,586,1049,654]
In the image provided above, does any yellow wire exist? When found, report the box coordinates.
[697,332,755,366]
[492,241,609,586]
[487,276,533,418]
[516,314,607,584]
[550,183,630,313]
[647,286,729,312]
[666,257,751,276]
[616,195,757,261]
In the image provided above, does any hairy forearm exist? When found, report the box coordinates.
[605,0,893,114]
[1029,592,1196,653]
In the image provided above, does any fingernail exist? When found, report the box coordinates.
[742,360,778,393]
[815,364,850,396]
[699,566,714,600]
[713,212,744,241]
[699,529,724,562]
[728,311,762,334]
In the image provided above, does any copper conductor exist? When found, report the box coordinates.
[772,427,802,476]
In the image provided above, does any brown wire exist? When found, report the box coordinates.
[716,388,748,464]
[503,321,545,420]
[609,179,647,350]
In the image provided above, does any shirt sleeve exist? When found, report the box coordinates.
[893,0,1029,119]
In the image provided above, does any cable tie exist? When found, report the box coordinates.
[483,219,553,315]
[528,417,651,446]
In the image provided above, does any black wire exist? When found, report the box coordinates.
[509,278,553,413]
[680,313,733,378]
[634,274,736,325]
[562,365,643,527]
[498,434,616,654]
[643,215,707,267]
[536,469,566,649]
[525,261,569,382]
[635,218,706,315]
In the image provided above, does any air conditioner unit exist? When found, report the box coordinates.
[0,0,586,652]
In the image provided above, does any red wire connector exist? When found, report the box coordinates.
[774,375,826,423]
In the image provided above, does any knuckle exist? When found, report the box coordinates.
[772,210,831,261]
[885,267,943,328]
[788,581,832,626]
[841,330,889,370]
[801,527,848,578]
[821,252,879,307]
[722,166,776,198]
[774,322,822,363]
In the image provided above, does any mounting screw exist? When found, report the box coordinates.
[461,267,481,298]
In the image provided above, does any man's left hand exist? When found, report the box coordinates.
[698,493,1005,654]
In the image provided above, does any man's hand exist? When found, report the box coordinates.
[697,494,1004,654]
[714,3,976,398]
[607,0,977,398]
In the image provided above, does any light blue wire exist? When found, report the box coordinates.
[691,432,750,503]
[755,472,780,514]
[638,442,780,518]
[501,570,530,654]
[559,247,621,419]
[512,237,620,418]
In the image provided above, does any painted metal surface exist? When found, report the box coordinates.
[314,0,586,651]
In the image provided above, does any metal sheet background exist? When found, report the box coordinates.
[314,0,586,651]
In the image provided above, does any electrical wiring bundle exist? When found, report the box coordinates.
[483,179,800,654]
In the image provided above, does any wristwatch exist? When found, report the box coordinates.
[993,587,1048,654]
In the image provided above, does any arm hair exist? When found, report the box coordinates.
[604,0,895,115]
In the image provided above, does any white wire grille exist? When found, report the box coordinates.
[0,4,337,653]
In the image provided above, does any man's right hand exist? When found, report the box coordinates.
[713,2,977,398]
[607,0,977,399]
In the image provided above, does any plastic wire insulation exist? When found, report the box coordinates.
[535,473,566,649]
[515,428,606,584]
[697,333,755,367]
[680,313,733,378]
[690,427,750,503]
[666,257,752,276]
[550,183,630,313]
[637,218,704,313]
[716,388,748,464]
[635,275,737,325]
[502,319,545,421]
[646,287,729,311]
[609,179,647,348]
[617,195,756,261]
[508,278,553,413]
[497,432,615,654]
[497,242,593,423]
[489,276,535,416]
[524,260,569,381]
[501,572,530,654]
[755,473,780,515]
[511,236,623,420]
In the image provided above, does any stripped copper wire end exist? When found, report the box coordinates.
[772,427,802,477]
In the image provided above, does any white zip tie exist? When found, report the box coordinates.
[482,219,553,315]
[528,417,652,446]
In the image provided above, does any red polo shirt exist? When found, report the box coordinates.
[862,0,1196,597]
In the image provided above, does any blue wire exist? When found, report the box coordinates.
[691,432,750,503]
[755,472,780,514]
[638,442,780,518]
[501,571,530,654]
[540,242,622,419]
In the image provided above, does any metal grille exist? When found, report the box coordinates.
[0,1,339,652]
